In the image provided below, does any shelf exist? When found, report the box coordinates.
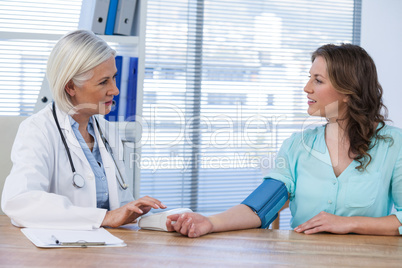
[0,31,139,45]
[99,34,139,45]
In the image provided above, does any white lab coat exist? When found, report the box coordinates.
[1,103,134,230]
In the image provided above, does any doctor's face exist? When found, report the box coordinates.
[67,56,119,118]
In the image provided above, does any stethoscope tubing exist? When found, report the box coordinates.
[94,116,128,190]
[51,102,128,190]
[52,102,76,174]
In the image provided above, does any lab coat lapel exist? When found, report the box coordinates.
[55,106,91,170]
[93,116,120,210]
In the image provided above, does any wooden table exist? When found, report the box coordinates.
[0,215,401,267]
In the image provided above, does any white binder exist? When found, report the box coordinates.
[79,0,111,35]
[114,0,137,36]
[34,75,52,113]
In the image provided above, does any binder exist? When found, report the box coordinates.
[105,55,123,121]
[114,0,137,36]
[125,57,138,121]
[78,0,110,34]
[105,0,119,35]
[34,76,52,113]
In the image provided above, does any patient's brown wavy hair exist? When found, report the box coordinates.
[312,43,390,171]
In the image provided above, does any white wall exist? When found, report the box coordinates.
[361,0,402,127]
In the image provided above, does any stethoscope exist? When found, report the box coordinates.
[52,102,128,190]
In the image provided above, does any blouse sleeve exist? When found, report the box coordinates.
[390,138,402,234]
[263,133,298,200]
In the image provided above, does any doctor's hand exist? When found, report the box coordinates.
[101,196,166,228]
[294,211,352,235]
[166,212,213,238]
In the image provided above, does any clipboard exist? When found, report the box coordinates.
[21,228,126,248]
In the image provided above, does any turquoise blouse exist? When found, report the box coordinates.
[265,124,402,233]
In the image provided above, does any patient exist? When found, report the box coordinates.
[166,43,402,237]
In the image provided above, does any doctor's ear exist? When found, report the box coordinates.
[65,80,76,97]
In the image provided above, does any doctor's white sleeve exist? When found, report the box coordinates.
[1,115,107,230]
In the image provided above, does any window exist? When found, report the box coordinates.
[142,0,361,229]
[0,0,82,115]
[0,0,136,116]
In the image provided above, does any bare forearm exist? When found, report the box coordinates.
[349,215,401,236]
[208,204,261,233]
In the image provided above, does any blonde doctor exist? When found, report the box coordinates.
[1,30,166,230]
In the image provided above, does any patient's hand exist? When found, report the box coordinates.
[294,211,351,234]
[166,212,213,238]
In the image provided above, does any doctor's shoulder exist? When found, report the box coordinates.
[16,104,60,142]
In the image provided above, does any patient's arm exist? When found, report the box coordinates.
[166,204,261,238]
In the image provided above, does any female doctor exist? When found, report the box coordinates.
[1,30,166,230]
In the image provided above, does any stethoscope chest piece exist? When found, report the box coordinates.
[72,172,86,188]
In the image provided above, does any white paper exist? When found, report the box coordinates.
[21,228,126,248]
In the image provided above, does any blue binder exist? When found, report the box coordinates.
[125,57,138,121]
[105,55,122,121]
[105,0,119,35]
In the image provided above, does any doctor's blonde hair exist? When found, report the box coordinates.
[46,29,116,113]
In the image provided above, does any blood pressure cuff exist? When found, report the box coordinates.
[241,178,288,229]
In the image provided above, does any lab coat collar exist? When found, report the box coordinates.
[49,103,120,209]
[51,103,73,133]
[49,103,91,170]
